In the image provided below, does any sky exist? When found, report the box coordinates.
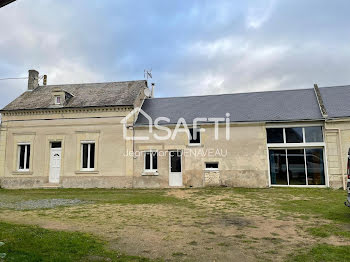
[0,0,350,108]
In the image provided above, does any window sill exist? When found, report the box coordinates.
[75,170,99,175]
[142,171,159,176]
[187,143,202,147]
[204,169,219,172]
[12,171,33,175]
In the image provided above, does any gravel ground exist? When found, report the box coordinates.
[0,199,90,210]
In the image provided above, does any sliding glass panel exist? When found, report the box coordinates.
[306,148,325,185]
[286,128,303,143]
[288,149,306,185]
[269,149,288,185]
[266,128,284,143]
[305,127,323,142]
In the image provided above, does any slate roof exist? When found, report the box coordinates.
[136,88,324,125]
[319,85,350,118]
[1,80,147,111]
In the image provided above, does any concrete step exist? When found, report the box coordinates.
[40,183,62,189]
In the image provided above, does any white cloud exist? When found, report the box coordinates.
[246,0,277,29]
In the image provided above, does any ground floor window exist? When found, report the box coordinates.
[81,142,95,171]
[269,148,325,186]
[18,144,30,171]
[144,151,158,172]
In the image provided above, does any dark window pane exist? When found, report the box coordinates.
[145,152,151,170]
[51,142,61,148]
[19,145,25,169]
[286,128,303,143]
[82,144,88,168]
[306,148,325,185]
[269,150,288,185]
[189,128,200,144]
[26,145,30,169]
[305,127,323,142]
[171,151,182,172]
[90,144,95,169]
[206,162,218,169]
[288,149,306,185]
[267,128,284,143]
[152,152,157,170]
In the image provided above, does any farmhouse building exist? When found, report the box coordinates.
[0,69,349,189]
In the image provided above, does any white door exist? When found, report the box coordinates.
[169,151,182,186]
[49,148,61,183]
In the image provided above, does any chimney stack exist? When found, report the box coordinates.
[28,69,39,91]
[43,75,47,85]
[151,83,155,98]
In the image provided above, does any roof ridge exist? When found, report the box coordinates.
[40,79,146,88]
[150,87,314,100]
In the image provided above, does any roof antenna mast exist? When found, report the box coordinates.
[144,69,152,80]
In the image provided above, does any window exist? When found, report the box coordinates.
[55,95,61,104]
[144,151,158,172]
[266,128,284,143]
[205,162,219,170]
[305,126,323,142]
[286,128,303,143]
[267,126,324,144]
[81,142,95,170]
[189,128,200,144]
[267,126,325,186]
[18,144,30,171]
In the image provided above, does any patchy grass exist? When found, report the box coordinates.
[0,187,349,261]
[0,222,152,262]
[0,188,190,206]
[307,224,350,238]
[289,244,350,262]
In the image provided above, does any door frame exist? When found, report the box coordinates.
[168,150,183,186]
[49,142,62,184]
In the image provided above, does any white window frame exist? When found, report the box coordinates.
[17,143,30,172]
[266,124,328,187]
[81,141,95,171]
[55,95,61,105]
[205,162,219,171]
[188,127,201,145]
[144,150,158,172]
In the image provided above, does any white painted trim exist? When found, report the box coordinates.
[267,142,325,148]
[80,141,95,171]
[266,123,324,128]
[17,143,30,172]
[169,150,183,186]
[143,150,158,172]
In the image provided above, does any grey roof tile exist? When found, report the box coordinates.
[319,85,350,118]
[136,88,323,125]
[1,80,147,111]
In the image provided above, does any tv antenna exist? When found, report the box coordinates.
[144,69,152,80]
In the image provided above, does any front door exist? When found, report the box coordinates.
[49,142,62,183]
[169,150,182,186]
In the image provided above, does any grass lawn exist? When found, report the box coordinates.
[0,187,349,261]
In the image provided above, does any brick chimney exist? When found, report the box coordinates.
[28,69,39,91]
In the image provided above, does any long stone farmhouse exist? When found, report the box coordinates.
[0,69,349,189]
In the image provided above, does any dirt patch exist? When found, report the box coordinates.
[0,189,348,262]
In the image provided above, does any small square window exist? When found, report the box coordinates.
[266,128,284,143]
[189,128,201,144]
[55,96,61,104]
[205,162,219,170]
[286,127,303,143]
[305,126,323,142]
